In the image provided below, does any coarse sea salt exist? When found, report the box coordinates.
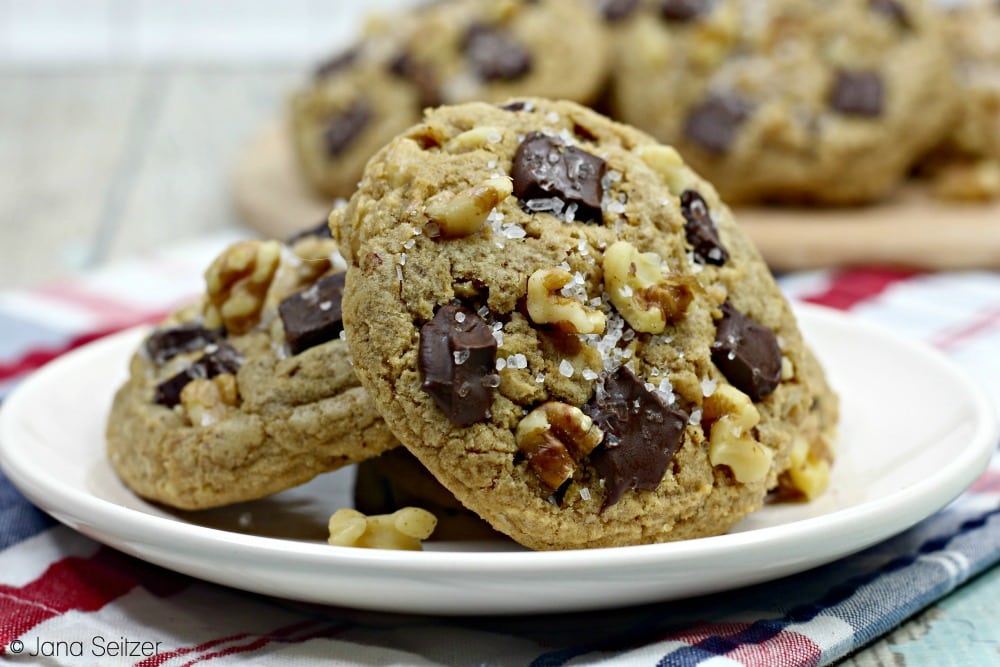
[559,359,575,377]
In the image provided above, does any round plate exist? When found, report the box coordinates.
[0,304,995,615]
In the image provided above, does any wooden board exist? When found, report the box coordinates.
[233,121,1000,271]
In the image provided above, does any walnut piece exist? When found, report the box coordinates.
[703,383,772,484]
[526,268,606,335]
[445,126,505,153]
[327,507,437,550]
[603,240,694,334]
[515,401,604,490]
[783,435,831,501]
[179,374,239,427]
[425,177,513,238]
[636,144,695,195]
[203,240,282,334]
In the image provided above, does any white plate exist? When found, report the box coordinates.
[1,304,995,615]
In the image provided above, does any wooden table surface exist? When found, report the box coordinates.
[1,65,997,665]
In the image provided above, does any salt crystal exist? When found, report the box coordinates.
[399,253,407,266]
[403,239,415,250]
[487,130,503,144]
[482,373,501,388]
[487,159,497,169]
[620,284,633,298]
[319,300,332,311]
[396,266,403,281]
[477,305,490,318]
[453,350,470,365]
[496,358,507,371]
[559,359,574,377]
[701,378,718,397]
[455,311,466,323]
[536,373,545,384]
[546,111,560,123]
[688,408,703,426]
[579,487,591,501]
[338,329,347,341]
[582,368,598,381]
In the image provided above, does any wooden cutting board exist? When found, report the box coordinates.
[232,121,1000,271]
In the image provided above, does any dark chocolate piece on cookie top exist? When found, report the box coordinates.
[144,323,224,365]
[659,0,714,22]
[829,70,884,117]
[154,342,243,408]
[711,302,782,402]
[683,93,752,155]
[314,47,360,80]
[278,272,347,355]
[463,23,533,82]
[512,132,607,223]
[869,0,911,28]
[680,189,729,266]
[597,0,639,22]
[419,304,498,426]
[323,100,374,157]
[584,366,688,508]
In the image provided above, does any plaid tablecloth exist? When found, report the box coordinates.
[1,233,998,666]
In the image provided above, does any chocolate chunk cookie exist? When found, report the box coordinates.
[289,0,610,200]
[288,22,425,199]
[918,0,1000,200]
[336,98,838,550]
[106,222,398,510]
[610,0,957,204]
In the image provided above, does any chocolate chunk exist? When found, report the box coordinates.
[829,70,884,117]
[869,0,911,28]
[659,0,714,21]
[278,272,346,355]
[463,23,533,82]
[680,189,729,265]
[584,366,688,508]
[683,93,752,154]
[286,218,333,244]
[500,100,532,112]
[323,100,373,157]
[711,302,782,402]
[144,323,223,365]
[314,47,360,80]
[419,304,498,426]
[512,132,607,223]
[388,50,442,108]
[598,0,640,21]
[154,343,243,407]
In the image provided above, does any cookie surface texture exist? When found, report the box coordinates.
[610,0,957,204]
[106,223,398,510]
[338,99,838,550]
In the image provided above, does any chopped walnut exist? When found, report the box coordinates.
[327,507,437,550]
[203,240,282,334]
[179,374,239,427]
[603,240,694,334]
[515,401,604,490]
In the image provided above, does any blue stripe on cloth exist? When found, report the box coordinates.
[0,468,55,550]
[525,501,1000,667]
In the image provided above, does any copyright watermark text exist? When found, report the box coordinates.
[7,635,163,659]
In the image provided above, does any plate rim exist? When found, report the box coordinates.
[1,303,996,601]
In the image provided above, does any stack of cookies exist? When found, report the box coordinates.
[108,98,838,550]
[288,0,1000,205]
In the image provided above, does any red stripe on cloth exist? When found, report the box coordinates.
[33,283,162,323]
[137,620,340,667]
[969,468,1000,495]
[0,311,167,382]
[724,631,822,667]
[664,622,821,667]
[801,268,919,311]
[0,547,189,650]
[929,308,1000,351]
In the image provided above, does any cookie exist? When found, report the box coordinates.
[919,0,1000,200]
[610,0,957,204]
[289,0,610,200]
[106,220,398,510]
[392,0,610,107]
[288,23,425,199]
[336,98,838,550]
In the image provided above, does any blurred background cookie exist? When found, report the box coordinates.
[610,0,957,204]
